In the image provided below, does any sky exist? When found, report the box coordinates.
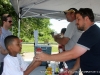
[49,19,69,33]
[50,19,100,33]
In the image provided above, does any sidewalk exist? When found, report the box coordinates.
[22,52,83,75]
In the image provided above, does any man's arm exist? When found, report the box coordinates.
[54,34,70,45]
[49,44,87,61]
[54,22,76,45]
[35,44,87,62]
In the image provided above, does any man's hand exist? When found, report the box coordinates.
[0,45,2,53]
[54,34,61,38]
[68,69,75,75]
[34,51,50,61]
[0,45,3,53]
[0,45,8,55]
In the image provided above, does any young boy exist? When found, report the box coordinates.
[1,35,41,75]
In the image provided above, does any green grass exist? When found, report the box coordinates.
[21,44,34,53]
[21,44,58,53]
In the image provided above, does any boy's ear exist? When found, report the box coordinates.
[8,45,12,50]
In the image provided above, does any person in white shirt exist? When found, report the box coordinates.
[52,8,82,75]
[2,35,41,75]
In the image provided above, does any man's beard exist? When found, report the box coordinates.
[77,24,85,31]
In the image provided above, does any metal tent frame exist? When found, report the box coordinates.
[9,0,100,38]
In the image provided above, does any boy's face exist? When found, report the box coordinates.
[10,38,22,54]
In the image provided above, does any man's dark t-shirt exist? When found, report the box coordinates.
[77,24,100,75]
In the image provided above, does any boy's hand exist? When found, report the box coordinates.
[34,51,50,61]
[33,57,36,63]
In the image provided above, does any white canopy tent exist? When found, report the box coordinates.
[9,0,100,37]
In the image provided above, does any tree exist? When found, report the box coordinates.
[20,18,53,42]
[0,0,54,42]
[0,0,19,36]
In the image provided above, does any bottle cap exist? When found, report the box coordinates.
[48,64,51,67]
[58,45,63,48]
[60,68,64,72]
[36,48,42,52]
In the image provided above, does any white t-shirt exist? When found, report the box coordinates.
[64,20,82,50]
[2,54,29,75]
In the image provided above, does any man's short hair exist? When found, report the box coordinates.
[76,8,94,22]
[4,35,18,50]
[1,14,12,26]
[64,8,78,15]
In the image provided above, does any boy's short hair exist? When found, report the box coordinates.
[4,35,18,50]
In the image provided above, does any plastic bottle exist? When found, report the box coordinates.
[63,62,69,75]
[46,61,48,69]
[46,61,50,69]
[58,45,64,69]
[58,45,63,53]
[45,64,52,75]
[59,68,64,75]
[54,62,59,75]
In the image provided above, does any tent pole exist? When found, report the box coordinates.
[17,0,20,38]
[18,13,20,38]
